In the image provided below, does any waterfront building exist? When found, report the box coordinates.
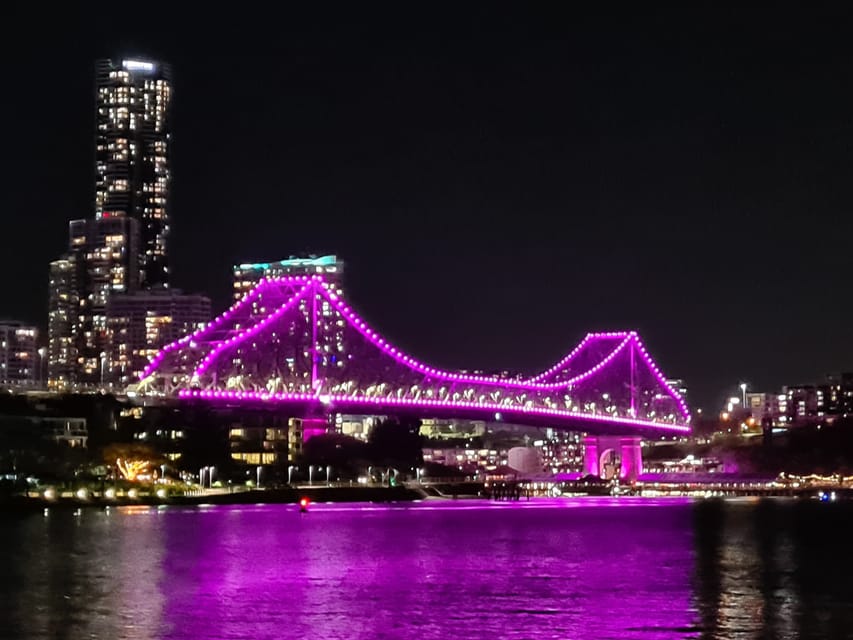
[96,58,172,288]
[737,375,853,429]
[744,392,779,428]
[782,384,824,425]
[422,446,509,474]
[232,255,344,301]
[0,322,38,388]
[48,217,140,388]
[107,290,210,385]
[825,372,853,418]
[228,420,289,466]
[419,418,487,440]
[0,414,87,448]
[334,413,380,440]
[537,431,584,474]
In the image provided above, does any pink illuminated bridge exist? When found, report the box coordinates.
[137,276,691,436]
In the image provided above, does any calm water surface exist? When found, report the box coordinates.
[1,497,852,640]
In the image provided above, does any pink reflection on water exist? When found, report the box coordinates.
[158,498,699,639]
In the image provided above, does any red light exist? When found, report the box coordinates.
[299,498,310,508]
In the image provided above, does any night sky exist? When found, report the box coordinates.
[2,5,852,410]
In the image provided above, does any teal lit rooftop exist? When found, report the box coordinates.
[236,255,339,271]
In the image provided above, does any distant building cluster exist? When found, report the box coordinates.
[421,421,584,476]
[742,374,853,428]
[716,375,853,434]
[46,58,211,390]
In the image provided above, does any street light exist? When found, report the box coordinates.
[326,465,331,486]
[309,465,315,485]
[37,347,47,388]
[256,466,262,489]
[288,465,294,485]
[209,466,216,488]
[740,383,748,407]
[99,351,108,388]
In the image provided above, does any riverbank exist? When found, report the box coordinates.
[4,483,850,513]
[0,485,425,513]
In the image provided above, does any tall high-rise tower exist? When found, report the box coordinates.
[95,58,172,289]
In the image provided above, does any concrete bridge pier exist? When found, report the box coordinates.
[582,435,643,482]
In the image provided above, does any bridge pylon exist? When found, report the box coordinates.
[582,435,643,482]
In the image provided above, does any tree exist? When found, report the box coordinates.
[367,416,423,475]
[301,434,369,478]
[102,443,162,481]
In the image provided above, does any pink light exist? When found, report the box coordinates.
[177,388,690,433]
[527,332,632,383]
[193,282,313,378]
[313,281,619,392]
[141,276,312,379]
[154,275,691,428]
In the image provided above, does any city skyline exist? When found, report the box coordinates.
[2,6,852,408]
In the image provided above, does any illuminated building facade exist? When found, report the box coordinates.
[229,257,349,386]
[232,255,343,301]
[95,58,172,289]
[0,322,38,388]
[47,257,80,389]
[107,290,210,385]
[49,55,177,390]
[228,419,290,466]
[73,217,140,387]
[739,376,853,429]
[49,217,140,388]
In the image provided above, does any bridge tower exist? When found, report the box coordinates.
[582,435,643,482]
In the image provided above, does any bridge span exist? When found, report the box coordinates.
[136,275,690,476]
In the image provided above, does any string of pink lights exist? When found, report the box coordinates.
[177,388,691,433]
[141,275,691,428]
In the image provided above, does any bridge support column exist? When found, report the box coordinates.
[618,436,643,482]
[582,436,600,477]
[582,435,644,482]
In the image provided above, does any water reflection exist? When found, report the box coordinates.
[0,507,166,640]
[1,499,852,639]
[691,499,853,640]
[155,499,698,639]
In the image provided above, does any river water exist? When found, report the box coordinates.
[1,497,851,640]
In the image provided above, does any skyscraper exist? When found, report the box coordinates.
[0,322,38,388]
[95,58,172,288]
[49,57,205,390]
[47,256,80,389]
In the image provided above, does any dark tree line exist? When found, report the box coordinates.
[301,416,423,478]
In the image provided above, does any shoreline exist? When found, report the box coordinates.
[0,486,425,512]
[2,486,843,513]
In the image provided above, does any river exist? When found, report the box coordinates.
[1,497,851,639]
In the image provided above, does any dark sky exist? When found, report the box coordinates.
[2,5,852,410]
